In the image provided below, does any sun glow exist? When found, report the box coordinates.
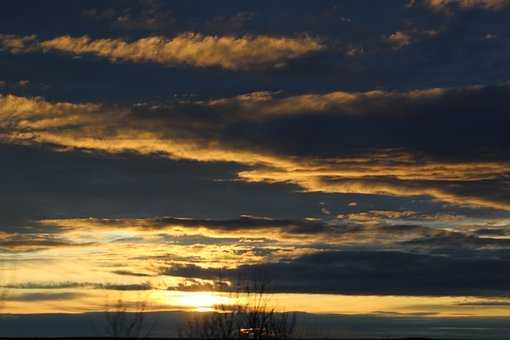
[177,292,232,312]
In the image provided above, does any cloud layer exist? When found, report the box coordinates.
[1,210,504,296]
[2,83,510,210]
[163,250,510,296]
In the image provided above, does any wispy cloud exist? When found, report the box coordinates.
[0,33,323,71]
[384,29,440,49]
[0,232,95,253]
[420,0,509,13]
[3,292,84,302]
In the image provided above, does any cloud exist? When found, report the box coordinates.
[473,228,510,237]
[2,282,88,289]
[206,88,445,119]
[111,270,153,277]
[421,0,509,13]
[11,213,510,297]
[169,278,230,292]
[0,34,39,53]
[0,93,100,118]
[0,232,95,253]
[95,282,152,291]
[40,214,510,254]
[3,292,84,302]
[0,33,323,71]
[3,281,152,291]
[458,299,510,306]
[1,83,510,210]
[161,250,510,296]
[385,29,440,49]
[244,174,510,210]
[386,31,413,49]
[403,232,510,249]
[39,215,337,243]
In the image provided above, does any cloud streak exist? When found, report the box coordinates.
[422,0,509,13]
[0,232,95,252]
[0,33,323,71]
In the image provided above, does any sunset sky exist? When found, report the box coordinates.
[1,0,510,338]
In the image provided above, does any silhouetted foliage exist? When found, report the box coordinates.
[180,281,296,339]
[101,296,153,338]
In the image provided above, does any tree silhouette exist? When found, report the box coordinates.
[181,280,296,339]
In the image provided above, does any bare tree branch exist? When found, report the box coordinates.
[180,277,296,339]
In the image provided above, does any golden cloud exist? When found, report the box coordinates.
[0,34,38,53]
[40,213,507,252]
[206,87,448,120]
[384,29,439,49]
[1,91,509,210]
[424,0,508,12]
[237,166,510,211]
[386,31,413,48]
[0,33,323,71]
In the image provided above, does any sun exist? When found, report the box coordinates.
[178,292,231,312]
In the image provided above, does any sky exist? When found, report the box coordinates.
[1,0,510,338]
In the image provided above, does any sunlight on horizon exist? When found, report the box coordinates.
[3,287,510,318]
[175,292,233,312]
